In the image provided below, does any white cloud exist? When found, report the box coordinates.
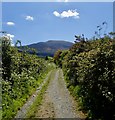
[53,11,60,17]
[21,0,113,1]
[6,22,15,26]
[3,34,15,41]
[56,0,68,2]
[25,16,34,21]
[2,33,15,46]
[64,0,68,2]
[53,10,80,19]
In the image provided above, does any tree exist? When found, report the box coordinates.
[15,40,22,47]
[74,34,86,43]
[1,36,12,82]
[53,50,62,67]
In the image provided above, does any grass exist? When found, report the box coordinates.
[0,110,2,120]
[25,70,54,118]
[2,63,56,119]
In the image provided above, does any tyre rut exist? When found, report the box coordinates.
[35,69,86,119]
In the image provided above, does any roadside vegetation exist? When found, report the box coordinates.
[1,21,115,119]
[26,69,56,118]
[54,27,115,119]
[0,35,54,119]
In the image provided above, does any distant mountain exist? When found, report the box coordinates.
[23,40,73,57]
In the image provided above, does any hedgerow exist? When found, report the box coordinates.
[1,36,51,118]
[54,34,115,120]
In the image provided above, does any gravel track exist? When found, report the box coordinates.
[35,69,86,119]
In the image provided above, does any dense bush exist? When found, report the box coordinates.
[1,36,51,118]
[54,36,115,120]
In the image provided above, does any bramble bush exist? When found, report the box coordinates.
[54,34,115,120]
[1,36,52,118]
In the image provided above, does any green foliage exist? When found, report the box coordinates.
[54,50,69,68]
[53,50,62,67]
[26,70,55,118]
[45,56,48,60]
[2,36,12,81]
[55,36,115,120]
[1,36,52,118]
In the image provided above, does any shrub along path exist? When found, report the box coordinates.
[15,68,85,119]
[35,68,86,118]
[15,70,53,118]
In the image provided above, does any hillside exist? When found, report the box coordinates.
[23,40,73,57]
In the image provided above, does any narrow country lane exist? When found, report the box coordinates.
[35,69,86,119]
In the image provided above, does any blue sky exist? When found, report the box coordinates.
[2,2,113,45]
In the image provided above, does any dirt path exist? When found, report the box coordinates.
[35,69,85,119]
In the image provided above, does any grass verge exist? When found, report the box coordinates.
[0,110,2,120]
[2,63,56,119]
[25,70,54,118]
